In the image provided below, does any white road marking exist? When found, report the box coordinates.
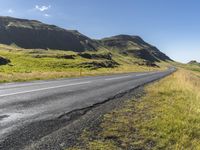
[135,73,147,76]
[0,79,80,90]
[105,75,131,81]
[136,72,157,77]
[0,81,91,98]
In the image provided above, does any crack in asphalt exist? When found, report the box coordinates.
[0,69,176,150]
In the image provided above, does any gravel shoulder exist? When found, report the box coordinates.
[25,87,145,150]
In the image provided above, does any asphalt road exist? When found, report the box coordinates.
[0,68,175,149]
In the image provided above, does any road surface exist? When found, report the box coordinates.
[0,68,175,149]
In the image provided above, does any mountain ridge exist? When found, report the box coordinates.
[0,16,172,62]
[99,34,172,62]
[0,16,100,52]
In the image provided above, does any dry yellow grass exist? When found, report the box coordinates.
[0,66,156,83]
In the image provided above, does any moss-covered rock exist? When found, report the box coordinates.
[80,60,119,69]
[135,60,159,67]
[78,52,112,60]
[0,56,10,65]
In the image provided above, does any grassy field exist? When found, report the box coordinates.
[68,69,200,150]
[0,44,165,83]
[173,61,200,73]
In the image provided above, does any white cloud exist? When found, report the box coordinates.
[44,14,51,17]
[35,5,51,12]
[8,9,14,13]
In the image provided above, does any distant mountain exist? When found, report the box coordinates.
[188,60,200,66]
[0,16,99,52]
[99,35,172,62]
[0,16,172,62]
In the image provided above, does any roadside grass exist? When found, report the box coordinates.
[173,61,200,73]
[68,69,200,150]
[0,44,165,83]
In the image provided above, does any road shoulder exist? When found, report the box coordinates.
[26,87,145,150]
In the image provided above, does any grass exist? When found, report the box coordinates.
[172,60,200,73]
[0,44,165,83]
[68,69,200,150]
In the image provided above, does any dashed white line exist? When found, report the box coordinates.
[0,81,91,98]
[135,73,147,77]
[105,75,131,81]
[135,72,156,77]
[0,79,80,90]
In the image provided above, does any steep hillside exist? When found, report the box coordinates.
[0,16,173,83]
[0,16,100,52]
[0,16,172,64]
[99,35,172,62]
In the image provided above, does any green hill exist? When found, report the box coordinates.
[0,16,173,82]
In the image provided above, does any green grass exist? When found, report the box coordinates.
[0,44,165,83]
[172,60,200,73]
[68,69,200,150]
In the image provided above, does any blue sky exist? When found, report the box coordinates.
[0,0,199,63]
